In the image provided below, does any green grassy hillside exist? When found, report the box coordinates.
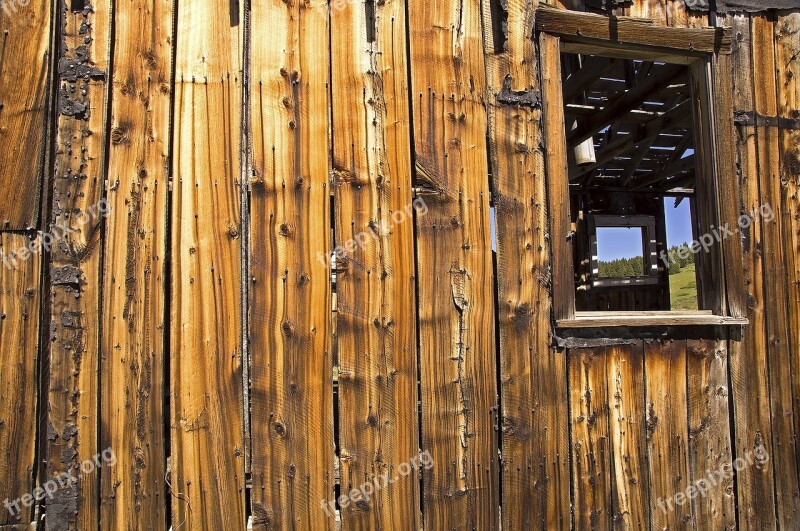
[670,264,698,310]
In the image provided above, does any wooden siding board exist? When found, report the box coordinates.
[686,338,736,530]
[482,1,571,527]
[0,235,41,526]
[0,0,50,229]
[248,1,334,529]
[569,348,612,530]
[606,343,649,530]
[170,0,245,528]
[408,0,500,526]
[540,33,575,321]
[713,51,747,319]
[751,13,800,529]
[46,0,111,527]
[99,0,172,526]
[726,12,779,530]
[645,338,692,529]
[775,11,800,512]
[329,0,421,527]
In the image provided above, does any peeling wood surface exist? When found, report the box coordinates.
[99,0,171,526]
[248,0,334,528]
[169,0,245,527]
[47,0,111,528]
[0,0,50,229]
[330,0,421,527]
[408,0,500,525]
[0,234,41,526]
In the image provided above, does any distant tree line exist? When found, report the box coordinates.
[597,256,645,277]
[597,243,696,278]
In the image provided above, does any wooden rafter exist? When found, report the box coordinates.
[569,99,692,182]
[568,64,686,148]
[563,56,618,101]
[634,154,697,189]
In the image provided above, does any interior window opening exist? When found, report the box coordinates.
[562,51,701,312]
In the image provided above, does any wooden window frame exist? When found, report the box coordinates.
[538,8,747,329]
[589,215,659,288]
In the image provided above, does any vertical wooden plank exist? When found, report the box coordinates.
[751,13,800,529]
[249,0,333,528]
[726,12,778,530]
[775,11,800,507]
[47,0,111,527]
[170,0,244,528]
[480,0,570,528]
[408,0,500,525]
[99,0,172,526]
[540,33,575,322]
[607,343,649,530]
[686,338,735,530]
[0,0,50,229]
[645,338,692,529]
[713,50,747,320]
[688,59,726,313]
[570,348,611,530]
[0,235,41,525]
[329,0,421,528]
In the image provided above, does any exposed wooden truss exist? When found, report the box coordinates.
[563,53,697,192]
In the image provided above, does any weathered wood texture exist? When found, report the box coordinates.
[607,343,649,529]
[330,0,421,528]
[1,1,800,530]
[47,0,111,528]
[248,0,333,529]
[537,4,731,54]
[751,13,800,529]
[541,33,575,322]
[645,338,692,529]
[0,0,50,229]
[775,13,800,520]
[408,0,500,526]
[726,13,779,530]
[99,0,171,527]
[0,234,41,526]
[686,338,735,529]
[170,0,245,527]
[569,348,611,530]
[482,0,570,528]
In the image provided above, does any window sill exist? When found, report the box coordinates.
[557,311,749,329]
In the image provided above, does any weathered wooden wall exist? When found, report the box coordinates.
[0,0,798,529]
